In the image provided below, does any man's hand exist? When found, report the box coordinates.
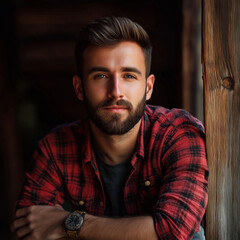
[11,205,69,240]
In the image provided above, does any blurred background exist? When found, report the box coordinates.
[0,0,202,239]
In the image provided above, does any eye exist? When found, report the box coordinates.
[94,74,108,79]
[124,74,136,79]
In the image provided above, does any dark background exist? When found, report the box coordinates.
[0,0,201,239]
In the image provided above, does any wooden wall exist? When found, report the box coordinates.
[0,1,24,239]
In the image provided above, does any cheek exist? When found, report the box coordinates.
[84,83,105,99]
[127,83,146,99]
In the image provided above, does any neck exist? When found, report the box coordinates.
[90,120,141,165]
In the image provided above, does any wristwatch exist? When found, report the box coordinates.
[65,211,85,239]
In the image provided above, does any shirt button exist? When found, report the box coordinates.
[79,200,85,206]
[99,201,104,207]
[145,180,151,187]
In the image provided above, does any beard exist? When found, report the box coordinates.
[84,94,146,135]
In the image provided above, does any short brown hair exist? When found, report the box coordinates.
[75,16,152,78]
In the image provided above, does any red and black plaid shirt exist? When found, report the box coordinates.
[17,105,208,239]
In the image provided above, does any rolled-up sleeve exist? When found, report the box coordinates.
[16,138,64,209]
[153,124,208,239]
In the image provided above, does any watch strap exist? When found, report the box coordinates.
[66,229,79,239]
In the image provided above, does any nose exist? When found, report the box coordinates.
[107,74,123,100]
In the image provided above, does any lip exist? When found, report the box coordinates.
[103,105,128,112]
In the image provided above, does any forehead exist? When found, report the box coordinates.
[82,41,146,75]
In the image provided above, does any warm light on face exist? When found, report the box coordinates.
[76,41,154,135]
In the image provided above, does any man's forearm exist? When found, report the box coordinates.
[78,214,158,240]
[12,205,158,240]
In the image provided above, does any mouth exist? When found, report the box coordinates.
[103,105,128,113]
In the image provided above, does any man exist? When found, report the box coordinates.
[12,16,208,240]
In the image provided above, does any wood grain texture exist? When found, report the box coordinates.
[202,0,240,239]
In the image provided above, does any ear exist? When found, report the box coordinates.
[146,74,155,101]
[73,75,84,101]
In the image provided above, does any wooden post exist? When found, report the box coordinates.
[202,0,240,239]
[181,0,201,117]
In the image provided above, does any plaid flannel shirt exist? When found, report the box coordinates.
[17,105,208,239]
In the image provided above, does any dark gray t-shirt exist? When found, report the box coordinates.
[96,155,131,217]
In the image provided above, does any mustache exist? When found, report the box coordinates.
[96,99,133,110]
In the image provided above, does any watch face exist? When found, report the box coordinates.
[65,212,84,230]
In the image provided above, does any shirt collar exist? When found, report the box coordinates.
[81,121,95,164]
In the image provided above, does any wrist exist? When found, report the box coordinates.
[54,210,69,238]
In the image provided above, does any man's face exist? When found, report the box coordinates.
[75,41,154,135]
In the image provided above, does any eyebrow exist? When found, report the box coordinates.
[87,66,143,76]
[121,67,142,76]
[87,67,110,75]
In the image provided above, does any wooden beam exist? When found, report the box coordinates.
[202,0,240,239]
[181,0,201,116]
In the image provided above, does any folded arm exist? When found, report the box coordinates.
[11,205,157,240]
[79,214,158,240]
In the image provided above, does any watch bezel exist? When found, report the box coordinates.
[65,211,84,231]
